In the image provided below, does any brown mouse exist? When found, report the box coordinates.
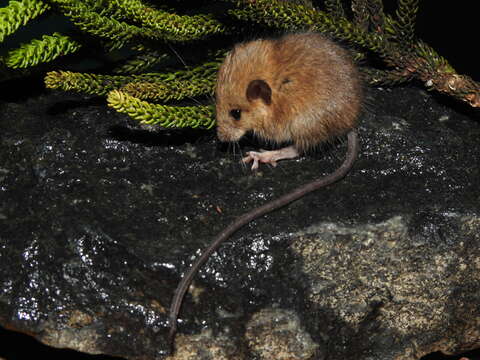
[167,32,362,353]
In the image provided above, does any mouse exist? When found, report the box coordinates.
[167,32,363,353]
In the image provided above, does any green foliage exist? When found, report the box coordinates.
[44,70,153,95]
[45,59,220,97]
[48,0,157,50]
[229,0,390,57]
[0,0,231,127]
[393,0,419,44]
[5,32,81,68]
[112,50,170,74]
[44,55,220,127]
[47,0,225,49]
[121,77,215,101]
[107,0,226,41]
[1,0,479,129]
[0,0,50,42]
[107,89,215,129]
[324,0,345,19]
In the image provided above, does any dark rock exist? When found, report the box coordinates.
[1,84,479,360]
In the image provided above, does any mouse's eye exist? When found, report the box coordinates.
[229,109,241,121]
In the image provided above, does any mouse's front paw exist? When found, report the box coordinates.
[242,150,278,170]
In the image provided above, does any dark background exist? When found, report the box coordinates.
[408,1,478,81]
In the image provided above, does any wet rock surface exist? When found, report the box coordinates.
[0,81,479,360]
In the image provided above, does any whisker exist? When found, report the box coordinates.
[168,44,188,68]
[186,96,203,106]
[207,93,216,105]
[232,141,237,159]
[237,142,248,172]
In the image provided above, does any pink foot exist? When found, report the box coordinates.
[242,146,299,170]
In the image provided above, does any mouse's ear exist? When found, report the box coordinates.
[246,79,272,105]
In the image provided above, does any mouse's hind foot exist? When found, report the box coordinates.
[242,145,299,170]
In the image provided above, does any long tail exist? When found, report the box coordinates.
[167,128,360,353]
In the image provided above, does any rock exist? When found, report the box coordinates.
[291,215,480,359]
[1,81,480,359]
[166,331,243,360]
[245,308,321,360]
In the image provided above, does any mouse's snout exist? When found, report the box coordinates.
[216,124,245,143]
[216,126,229,142]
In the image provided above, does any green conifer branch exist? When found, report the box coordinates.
[121,75,216,101]
[44,70,163,95]
[351,1,398,37]
[230,0,391,57]
[361,67,411,85]
[4,32,81,68]
[48,0,226,48]
[120,59,220,100]
[351,0,369,31]
[393,0,419,44]
[365,0,386,34]
[44,60,221,96]
[47,0,158,49]
[112,50,169,74]
[0,0,50,42]
[411,41,479,106]
[106,90,216,129]
[82,0,129,20]
[180,60,222,83]
[324,0,346,19]
[107,0,227,41]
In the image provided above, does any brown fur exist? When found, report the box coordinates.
[215,33,362,152]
